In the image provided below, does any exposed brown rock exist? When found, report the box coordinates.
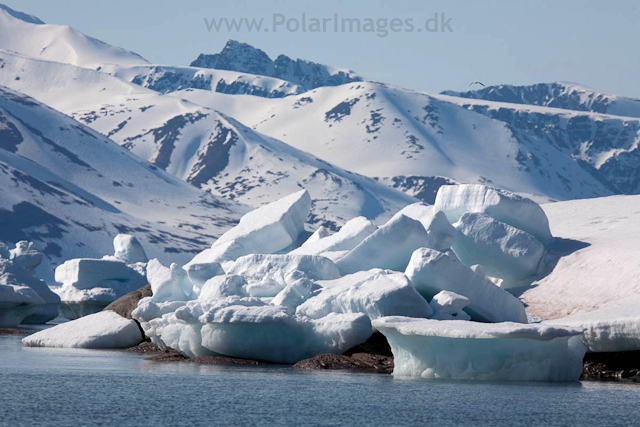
[0,328,26,335]
[184,356,268,366]
[293,333,394,374]
[145,350,187,362]
[344,332,392,357]
[103,284,152,319]
[293,352,393,374]
[144,348,267,366]
[125,341,165,354]
[582,351,640,382]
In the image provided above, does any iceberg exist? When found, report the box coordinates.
[226,254,340,298]
[373,316,586,381]
[2,241,60,324]
[452,212,546,286]
[228,254,340,282]
[296,269,432,320]
[188,190,311,266]
[544,304,640,352]
[22,310,143,349]
[184,261,225,292]
[53,257,147,318]
[389,202,434,226]
[55,258,133,290]
[0,282,45,327]
[147,259,192,302]
[113,234,148,264]
[271,275,320,311]
[434,184,553,244]
[9,240,43,272]
[429,291,471,321]
[136,298,372,363]
[405,248,527,323]
[52,234,150,318]
[336,215,433,275]
[300,226,331,247]
[390,204,456,251]
[199,275,248,300]
[290,216,378,256]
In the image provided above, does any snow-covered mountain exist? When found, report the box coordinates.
[0,5,147,69]
[443,82,640,119]
[175,82,638,201]
[191,40,364,91]
[0,84,246,281]
[102,63,303,98]
[2,2,640,215]
[437,93,640,195]
[0,50,415,230]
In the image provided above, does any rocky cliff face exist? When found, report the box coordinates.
[191,40,363,91]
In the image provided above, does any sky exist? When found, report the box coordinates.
[5,0,640,97]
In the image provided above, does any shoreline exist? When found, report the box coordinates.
[126,339,640,383]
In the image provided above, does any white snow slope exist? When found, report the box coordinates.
[0,50,416,230]
[0,84,246,282]
[520,194,640,319]
[0,7,147,69]
[175,82,639,202]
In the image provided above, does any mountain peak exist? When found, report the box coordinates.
[441,81,640,117]
[191,40,274,77]
[190,40,363,91]
[0,3,44,25]
[0,4,147,69]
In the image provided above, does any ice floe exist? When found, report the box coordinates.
[373,316,586,381]
[188,189,311,267]
[22,310,142,349]
[434,184,553,244]
[405,248,527,323]
[545,304,640,352]
[22,186,640,383]
[51,234,149,318]
[452,212,546,287]
[336,214,439,275]
[296,269,432,320]
[0,241,58,326]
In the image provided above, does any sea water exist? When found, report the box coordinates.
[1,331,639,427]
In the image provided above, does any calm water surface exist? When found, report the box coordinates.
[1,328,639,427]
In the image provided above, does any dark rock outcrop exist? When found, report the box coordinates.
[145,348,267,366]
[0,328,26,335]
[103,284,152,319]
[293,332,394,374]
[190,40,362,91]
[582,351,640,382]
[183,356,268,366]
[125,341,165,354]
[343,332,393,357]
[293,352,393,374]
